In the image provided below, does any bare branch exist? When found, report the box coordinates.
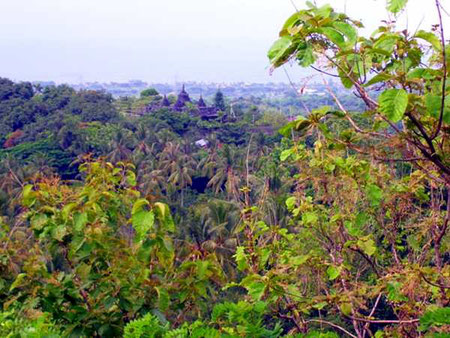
[307,319,358,338]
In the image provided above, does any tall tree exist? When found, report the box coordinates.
[214,89,226,111]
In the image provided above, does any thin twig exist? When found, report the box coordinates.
[347,316,419,324]
[421,273,450,289]
[307,319,357,338]
[431,0,447,140]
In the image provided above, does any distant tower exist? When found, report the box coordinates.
[161,95,171,107]
[198,95,206,108]
[174,84,191,111]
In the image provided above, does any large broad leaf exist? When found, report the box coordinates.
[415,30,441,51]
[246,282,266,301]
[419,307,450,331]
[333,22,357,46]
[268,36,293,67]
[378,89,408,123]
[337,65,354,89]
[234,246,249,271]
[387,0,408,13]
[425,94,450,123]
[155,286,170,311]
[154,202,175,233]
[406,68,439,80]
[296,42,315,67]
[318,27,346,49]
[10,273,26,291]
[240,274,266,300]
[366,184,383,207]
[285,196,296,210]
[132,209,155,242]
[280,149,295,162]
[326,266,340,280]
[364,73,393,87]
[373,34,400,53]
[73,212,88,232]
[357,238,377,256]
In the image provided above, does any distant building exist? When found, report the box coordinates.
[195,139,209,148]
[146,85,220,120]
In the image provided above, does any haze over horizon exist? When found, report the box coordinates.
[0,0,446,84]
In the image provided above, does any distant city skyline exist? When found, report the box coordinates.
[0,0,446,84]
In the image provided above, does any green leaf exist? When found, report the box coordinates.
[155,286,170,311]
[378,89,408,123]
[344,220,361,237]
[132,198,150,215]
[365,73,393,87]
[302,211,318,224]
[52,225,68,242]
[282,13,301,31]
[315,4,332,18]
[355,212,369,228]
[10,273,26,291]
[386,0,408,13]
[425,94,450,123]
[73,212,88,232]
[294,118,312,132]
[296,43,316,67]
[340,303,352,316]
[280,149,295,162]
[319,27,346,49]
[337,66,354,89]
[268,36,293,67]
[387,282,408,302]
[373,34,399,53]
[132,210,155,242]
[326,266,340,280]
[23,184,33,199]
[333,22,357,46]
[357,238,377,256]
[313,302,328,310]
[406,68,439,80]
[62,203,77,221]
[127,170,137,186]
[31,214,48,231]
[415,30,441,51]
[278,120,296,138]
[366,184,383,207]
[285,196,296,210]
[290,255,309,266]
[239,277,267,301]
[419,307,450,331]
[154,202,175,233]
[22,184,35,207]
[234,246,249,271]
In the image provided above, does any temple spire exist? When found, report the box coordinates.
[198,95,206,108]
[162,95,171,107]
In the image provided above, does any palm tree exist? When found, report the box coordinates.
[107,128,134,163]
[187,199,241,275]
[136,158,167,200]
[203,144,243,201]
[0,155,36,216]
[159,142,196,207]
[133,124,157,157]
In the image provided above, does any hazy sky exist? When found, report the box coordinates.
[0,0,447,83]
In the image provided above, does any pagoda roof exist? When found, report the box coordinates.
[198,95,206,108]
[161,95,171,106]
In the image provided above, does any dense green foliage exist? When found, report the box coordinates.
[0,0,449,336]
